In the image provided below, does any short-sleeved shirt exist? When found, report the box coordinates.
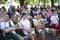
[33,19,43,26]
[19,18,31,31]
[19,18,31,35]
[50,15,59,24]
[0,20,14,30]
[0,20,21,40]
[46,11,52,18]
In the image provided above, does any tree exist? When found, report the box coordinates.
[51,0,58,7]
[40,0,49,7]
[0,0,7,4]
[15,0,19,3]
[54,0,58,4]
[24,0,35,4]
[51,0,54,7]
[19,0,25,7]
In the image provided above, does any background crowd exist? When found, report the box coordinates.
[0,5,60,40]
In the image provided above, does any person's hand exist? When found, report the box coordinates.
[11,27,16,31]
[56,18,59,21]
[50,24,52,26]
[56,24,58,27]
[39,24,44,28]
[15,25,19,29]
[19,37,24,40]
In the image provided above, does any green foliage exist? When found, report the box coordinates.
[14,0,20,3]
[24,0,35,4]
[40,0,49,5]
[0,0,58,5]
[0,0,7,4]
[54,0,58,4]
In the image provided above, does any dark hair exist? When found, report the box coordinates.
[51,9,56,12]
[3,12,8,16]
[2,6,6,10]
[22,12,26,17]
[36,13,41,16]
[58,6,60,9]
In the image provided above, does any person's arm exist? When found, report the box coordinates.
[3,20,16,33]
[56,16,59,21]
[33,19,39,29]
[39,19,45,28]
[18,20,23,29]
[56,16,59,26]
[50,16,53,26]
[2,27,15,33]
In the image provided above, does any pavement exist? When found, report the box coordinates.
[45,32,60,40]
[1,30,59,40]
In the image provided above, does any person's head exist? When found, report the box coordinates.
[10,5,13,8]
[17,6,19,8]
[22,12,27,19]
[58,6,60,13]
[12,16,18,23]
[36,13,41,19]
[13,10,16,14]
[51,8,57,15]
[42,8,46,13]
[46,7,50,12]
[3,13,9,21]
[2,6,6,10]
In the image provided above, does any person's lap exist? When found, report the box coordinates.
[4,32,21,40]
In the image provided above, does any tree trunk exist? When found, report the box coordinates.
[19,0,25,7]
[51,0,54,7]
[43,0,45,8]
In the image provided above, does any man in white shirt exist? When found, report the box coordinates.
[19,13,35,40]
[0,14,24,40]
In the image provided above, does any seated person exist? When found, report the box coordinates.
[50,9,60,31]
[33,14,45,40]
[45,9,57,40]
[0,13,24,40]
[45,19,57,40]
[19,13,35,40]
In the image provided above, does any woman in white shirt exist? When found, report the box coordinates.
[50,9,60,31]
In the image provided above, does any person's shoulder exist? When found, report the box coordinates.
[9,20,13,23]
[33,18,36,21]
[41,18,44,21]
[51,15,54,17]
[0,21,4,24]
[20,19,23,23]
[9,20,13,21]
[55,15,58,16]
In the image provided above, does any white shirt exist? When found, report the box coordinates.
[0,20,14,29]
[19,18,31,35]
[14,11,20,16]
[19,18,31,31]
[50,15,59,24]
[33,19,43,26]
